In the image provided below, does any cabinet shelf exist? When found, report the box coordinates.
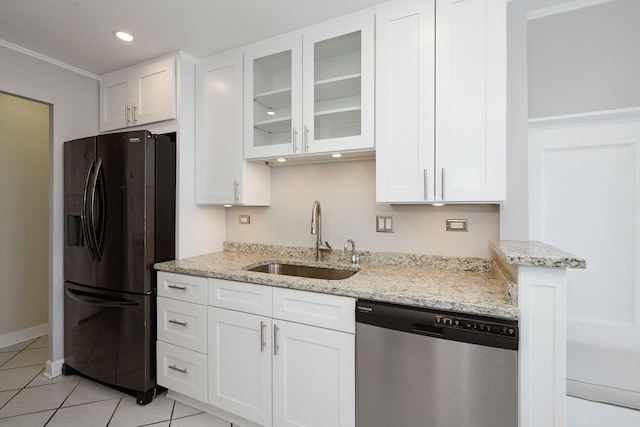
[315,106,361,123]
[314,74,361,102]
[254,87,292,109]
[254,116,292,134]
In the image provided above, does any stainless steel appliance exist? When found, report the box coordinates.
[63,130,175,404]
[356,300,518,427]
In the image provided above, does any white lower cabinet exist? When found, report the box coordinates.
[158,272,355,427]
[272,320,355,427]
[208,307,273,426]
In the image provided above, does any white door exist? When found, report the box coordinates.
[435,0,506,202]
[196,52,243,205]
[272,320,355,427]
[208,307,272,426]
[302,13,374,155]
[132,55,176,126]
[244,36,303,160]
[375,0,436,203]
[100,72,130,131]
[529,115,640,408]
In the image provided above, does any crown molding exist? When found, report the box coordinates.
[0,38,99,80]
[527,0,616,21]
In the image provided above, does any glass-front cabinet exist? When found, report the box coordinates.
[244,14,374,160]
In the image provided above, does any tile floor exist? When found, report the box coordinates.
[0,336,228,426]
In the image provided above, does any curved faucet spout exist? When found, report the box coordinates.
[311,200,331,261]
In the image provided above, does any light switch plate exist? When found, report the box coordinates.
[239,215,250,225]
[376,215,394,233]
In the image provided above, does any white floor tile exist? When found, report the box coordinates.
[0,367,43,392]
[0,348,48,370]
[0,390,19,409]
[170,412,230,427]
[0,409,54,426]
[25,336,47,350]
[0,340,35,354]
[62,379,122,407]
[0,381,78,418]
[0,353,18,368]
[171,402,203,419]
[47,398,119,427]
[107,393,174,427]
[26,370,80,388]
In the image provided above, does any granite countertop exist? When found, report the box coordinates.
[490,240,586,269]
[155,242,519,319]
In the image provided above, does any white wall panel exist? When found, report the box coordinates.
[529,114,640,408]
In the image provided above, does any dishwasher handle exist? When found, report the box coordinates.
[412,323,444,337]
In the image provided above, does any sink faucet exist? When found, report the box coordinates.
[311,200,331,261]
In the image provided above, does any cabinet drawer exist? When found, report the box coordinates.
[273,288,355,333]
[157,272,207,304]
[157,297,207,353]
[157,341,207,403]
[208,279,272,317]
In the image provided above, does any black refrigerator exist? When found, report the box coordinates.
[63,130,175,404]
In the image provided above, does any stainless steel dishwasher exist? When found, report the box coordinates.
[356,300,518,427]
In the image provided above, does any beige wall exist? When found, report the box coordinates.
[226,160,499,259]
[0,92,50,337]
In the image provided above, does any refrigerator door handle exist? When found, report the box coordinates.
[81,159,96,261]
[87,158,103,261]
[65,288,140,308]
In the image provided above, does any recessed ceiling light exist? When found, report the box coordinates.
[432,203,445,207]
[276,158,287,163]
[331,153,342,158]
[113,31,135,42]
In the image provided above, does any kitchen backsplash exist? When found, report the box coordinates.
[226,160,500,258]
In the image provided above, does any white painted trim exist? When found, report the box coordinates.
[528,107,640,130]
[44,358,64,378]
[0,323,48,349]
[0,38,99,80]
[527,0,616,20]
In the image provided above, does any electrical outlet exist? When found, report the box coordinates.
[376,215,394,233]
[446,219,468,232]
[239,215,250,225]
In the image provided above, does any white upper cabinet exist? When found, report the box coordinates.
[376,0,506,203]
[244,13,374,161]
[100,55,177,132]
[435,0,506,203]
[196,51,270,206]
[375,0,436,203]
[244,37,303,159]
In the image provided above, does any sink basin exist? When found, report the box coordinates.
[247,262,357,280]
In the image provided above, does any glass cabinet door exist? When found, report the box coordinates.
[303,14,374,155]
[244,37,302,159]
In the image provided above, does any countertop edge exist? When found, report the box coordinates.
[490,240,586,269]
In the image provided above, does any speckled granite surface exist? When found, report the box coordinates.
[490,240,586,269]
[155,242,518,319]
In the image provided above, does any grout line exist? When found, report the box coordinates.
[106,394,124,426]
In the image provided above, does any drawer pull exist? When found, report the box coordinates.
[168,284,187,291]
[168,364,188,374]
[168,319,188,326]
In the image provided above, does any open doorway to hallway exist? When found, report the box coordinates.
[0,91,51,347]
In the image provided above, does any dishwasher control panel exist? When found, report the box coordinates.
[435,315,517,337]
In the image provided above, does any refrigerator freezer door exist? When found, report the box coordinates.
[64,282,154,393]
[64,137,97,287]
[96,131,155,294]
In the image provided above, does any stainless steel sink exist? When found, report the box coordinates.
[247,262,357,280]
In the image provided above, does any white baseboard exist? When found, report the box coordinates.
[0,323,48,349]
[45,358,64,378]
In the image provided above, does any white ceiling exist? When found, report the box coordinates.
[0,0,607,77]
[0,0,390,76]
